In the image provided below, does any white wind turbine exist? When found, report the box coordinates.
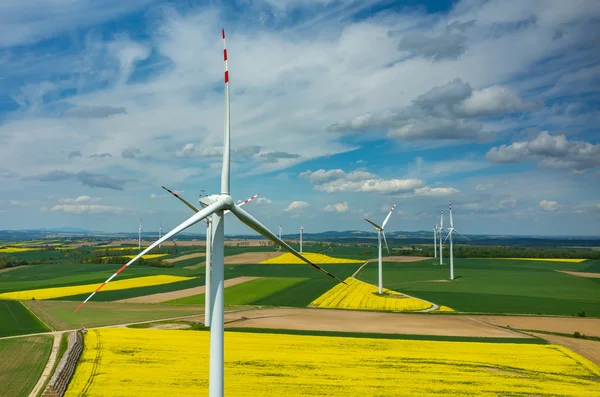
[162,185,259,327]
[444,201,470,280]
[365,203,396,294]
[278,225,282,251]
[159,221,163,248]
[75,29,346,397]
[438,209,445,265]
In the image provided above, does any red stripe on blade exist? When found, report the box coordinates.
[222,29,225,38]
[224,71,229,83]
[115,264,128,275]
[93,282,107,293]
[74,301,86,312]
[224,49,227,61]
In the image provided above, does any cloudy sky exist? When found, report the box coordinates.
[1,0,599,236]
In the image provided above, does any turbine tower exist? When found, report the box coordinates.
[365,203,396,294]
[74,30,345,397]
[300,225,303,254]
[278,225,282,251]
[444,201,470,280]
[159,221,163,248]
[439,209,445,265]
[162,186,259,327]
[138,218,143,250]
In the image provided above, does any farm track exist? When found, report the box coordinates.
[28,331,62,397]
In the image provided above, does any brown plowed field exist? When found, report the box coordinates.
[115,276,261,303]
[165,252,205,263]
[530,332,600,366]
[220,308,530,338]
[557,270,600,279]
[480,315,600,337]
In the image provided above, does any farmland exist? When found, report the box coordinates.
[356,258,600,316]
[310,277,433,311]
[260,252,363,264]
[0,335,53,397]
[64,328,600,396]
[0,300,49,337]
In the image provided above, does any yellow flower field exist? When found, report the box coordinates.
[260,252,363,264]
[65,328,600,396]
[0,247,40,253]
[490,258,587,263]
[437,305,455,312]
[0,275,195,300]
[123,254,167,259]
[310,277,432,311]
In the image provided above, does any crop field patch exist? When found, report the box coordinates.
[165,277,308,306]
[22,300,203,330]
[260,252,363,265]
[0,300,49,337]
[310,277,432,311]
[0,275,195,300]
[355,259,600,316]
[64,328,600,396]
[0,335,53,397]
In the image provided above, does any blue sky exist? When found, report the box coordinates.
[1,0,599,236]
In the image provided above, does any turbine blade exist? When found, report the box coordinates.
[230,204,346,284]
[237,193,260,208]
[364,218,383,230]
[221,28,231,195]
[382,231,391,255]
[449,201,454,228]
[74,200,226,312]
[444,230,452,244]
[381,203,396,229]
[162,186,200,213]
[453,229,470,241]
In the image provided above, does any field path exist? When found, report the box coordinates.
[529,332,600,366]
[556,270,600,279]
[165,252,205,263]
[366,256,431,263]
[114,276,261,304]
[28,331,62,397]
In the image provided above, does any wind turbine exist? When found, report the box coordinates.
[438,209,445,265]
[138,218,143,250]
[300,225,303,254]
[74,29,345,397]
[159,221,163,248]
[444,201,470,280]
[364,203,396,294]
[162,185,259,327]
[278,225,282,251]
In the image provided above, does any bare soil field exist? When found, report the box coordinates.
[367,256,431,263]
[165,252,205,263]
[103,239,204,247]
[557,270,600,279]
[220,308,530,338]
[0,265,30,273]
[530,332,600,366]
[480,316,600,337]
[115,276,261,304]
[223,252,279,264]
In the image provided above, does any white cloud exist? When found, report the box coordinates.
[10,200,27,207]
[284,201,309,213]
[301,168,424,194]
[539,200,558,211]
[256,197,273,205]
[486,131,600,171]
[324,201,349,213]
[58,196,100,204]
[51,204,125,214]
[412,187,460,197]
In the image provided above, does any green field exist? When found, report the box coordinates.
[166,277,309,306]
[356,258,600,316]
[22,300,203,331]
[0,335,53,397]
[0,300,50,337]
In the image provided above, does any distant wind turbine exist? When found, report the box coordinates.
[300,225,303,254]
[75,29,346,397]
[365,203,396,294]
[444,201,470,280]
[159,221,163,248]
[438,209,445,265]
[138,218,143,250]
[433,222,438,258]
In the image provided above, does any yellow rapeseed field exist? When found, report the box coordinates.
[310,277,432,311]
[123,254,167,259]
[65,328,600,396]
[437,305,455,312]
[0,275,195,300]
[0,247,40,253]
[260,252,363,264]
[489,258,587,263]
